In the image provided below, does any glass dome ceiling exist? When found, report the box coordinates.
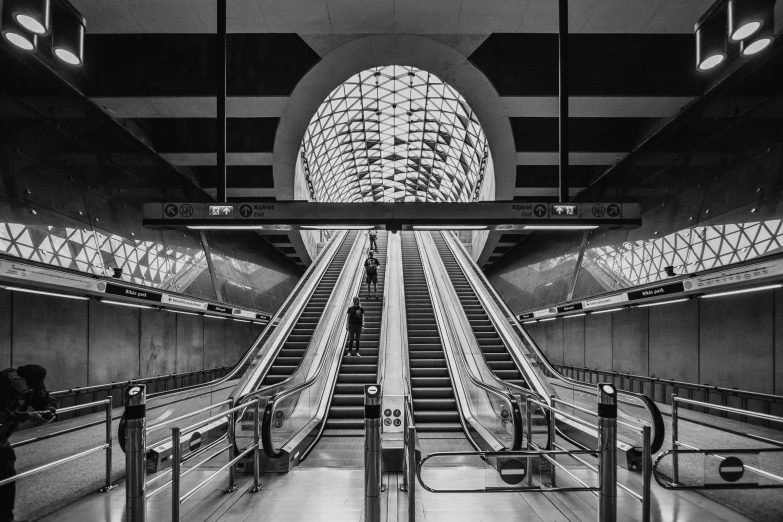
[300,65,490,203]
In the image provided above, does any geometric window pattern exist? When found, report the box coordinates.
[583,219,783,289]
[0,222,207,291]
[300,65,489,203]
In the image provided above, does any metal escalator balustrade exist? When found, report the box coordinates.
[326,232,388,433]
[401,232,462,433]
[430,233,527,388]
[262,234,355,386]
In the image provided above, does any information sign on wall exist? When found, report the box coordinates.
[104,283,163,302]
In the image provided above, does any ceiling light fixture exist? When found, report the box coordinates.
[522,320,537,324]
[9,0,50,35]
[701,283,782,299]
[729,0,773,41]
[4,286,88,300]
[741,23,774,55]
[204,314,228,320]
[592,307,624,315]
[101,299,154,310]
[301,225,373,230]
[695,1,728,71]
[187,225,266,230]
[637,298,689,308]
[523,225,599,230]
[1,4,38,50]
[51,0,85,66]
[564,313,586,318]
[413,225,487,230]
[539,317,556,322]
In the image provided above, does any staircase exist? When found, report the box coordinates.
[402,232,462,433]
[262,231,357,386]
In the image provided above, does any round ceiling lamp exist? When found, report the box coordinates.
[51,1,85,66]
[8,0,50,35]
[741,24,774,55]
[1,4,38,51]
[729,0,774,41]
[695,4,727,71]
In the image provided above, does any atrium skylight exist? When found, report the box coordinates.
[300,65,489,203]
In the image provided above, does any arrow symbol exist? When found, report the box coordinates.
[165,204,178,217]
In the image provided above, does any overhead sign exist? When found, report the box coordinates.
[238,203,277,219]
[518,313,534,320]
[206,303,233,314]
[557,302,583,313]
[207,204,235,217]
[161,294,207,310]
[163,203,203,219]
[232,309,256,319]
[105,283,163,302]
[499,459,527,484]
[550,203,578,218]
[684,258,783,292]
[511,203,548,219]
[627,282,685,302]
[256,313,271,321]
[532,308,556,318]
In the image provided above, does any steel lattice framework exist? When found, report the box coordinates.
[300,65,489,203]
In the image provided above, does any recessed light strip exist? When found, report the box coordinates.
[187,225,266,230]
[591,307,623,315]
[637,298,689,308]
[4,286,88,300]
[101,299,154,310]
[564,313,586,318]
[701,283,782,299]
[524,225,599,230]
[413,226,487,230]
[204,314,228,320]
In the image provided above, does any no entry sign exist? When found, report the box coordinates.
[499,458,526,485]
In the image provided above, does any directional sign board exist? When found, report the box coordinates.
[499,459,527,484]
[145,201,641,232]
[719,456,745,482]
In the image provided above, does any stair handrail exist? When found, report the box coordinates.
[441,231,665,454]
[416,231,523,451]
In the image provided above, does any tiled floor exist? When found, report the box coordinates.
[41,454,758,521]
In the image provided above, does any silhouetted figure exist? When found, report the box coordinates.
[365,251,381,298]
[345,296,365,357]
[368,230,378,253]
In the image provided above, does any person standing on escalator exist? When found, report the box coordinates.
[365,250,380,298]
[368,230,378,253]
[345,296,365,357]
[0,365,57,522]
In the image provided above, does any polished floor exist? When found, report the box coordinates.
[41,452,754,522]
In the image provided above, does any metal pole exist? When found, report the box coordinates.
[216,0,227,203]
[172,427,181,521]
[101,396,117,492]
[642,426,651,522]
[672,394,679,485]
[526,397,533,488]
[549,394,557,487]
[364,384,382,522]
[223,397,239,493]
[400,397,409,492]
[598,383,617,522]
[124,385,147,522]
[250,399,263,492]
[558,0,569,202]
[408,426,416,522]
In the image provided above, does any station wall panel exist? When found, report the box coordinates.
[648,299,699,383]
[776,288,783,398]
[140,309,177,377]
[612,307,648,376]
[203,316,230,369]
[11,293,89,391]
[584,313,612,370]
[176,313,205,373]
[563,316,585,367]
[88,300,141,385]
[542,319,564,365]
[0,291,10,369]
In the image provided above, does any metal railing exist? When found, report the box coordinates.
[653,395,783,491]
[1,397,116,493]
[399,396,418,521]
[47,366,235,422]
[554,364,783,425]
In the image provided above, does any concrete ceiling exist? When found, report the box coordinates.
[49,0,783,267]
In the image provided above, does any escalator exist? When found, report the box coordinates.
[430,232,527,389]
[325,232,388,433]
[262,232,357,386]
[401,232,462,433]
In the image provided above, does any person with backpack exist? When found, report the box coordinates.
[345,296,365,357]
[368,230,378,253]
[365,250,380,298]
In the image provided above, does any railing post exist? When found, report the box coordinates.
[408,425,416,522]
[223,396,240,493]
[171,427,181,521]
[124,384,147,522]
[101,396,117,492]
[549,394,557,487]
[364,384,382,522]
[598,383,617,522]
[672,394,679,485]
[249,399,263,492]
[526,396,533,488]
[642,425,651,522]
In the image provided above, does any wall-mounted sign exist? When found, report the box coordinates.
[0,260,105,293]
[105,283,163,302]
[684,258,783,292]
[627,282,685,301]
[557,303,584,313]
[232,309,256,319]
[161,294,207,310]
[582,293,627,309]
[207,204,235,217]
[256,313,272,321]
[518,313,534,320]
[550,204,579,218]
[206,303,232,314]
[532,308,556,318]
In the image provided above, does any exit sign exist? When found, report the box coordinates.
[208,204,235,217]
[550,204,578,218]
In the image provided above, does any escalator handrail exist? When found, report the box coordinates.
[416,231,524,451]
[145,229,344,401]
[443,231,665,454]
[251,233,368,458]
